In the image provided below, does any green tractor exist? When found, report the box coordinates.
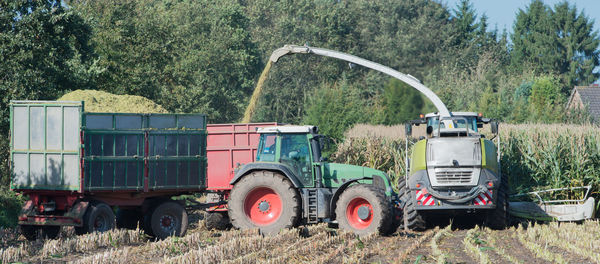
[401,112,507,230]
[228,125,398,235]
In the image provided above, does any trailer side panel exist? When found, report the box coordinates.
[10,101,82,191]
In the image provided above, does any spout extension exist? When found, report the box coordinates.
[269,45,310,63]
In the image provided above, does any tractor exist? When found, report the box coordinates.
[401,112,507,230]
[228,125,398,235]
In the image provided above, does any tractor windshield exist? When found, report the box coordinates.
[257,133,277,162]
[427,116,478,132]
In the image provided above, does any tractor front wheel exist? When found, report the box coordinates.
[336,184,393,236]
[485,179,509,229]
[398,177,426,231]
[228,171,300,235]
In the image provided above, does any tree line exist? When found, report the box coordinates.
[0,0,599,183]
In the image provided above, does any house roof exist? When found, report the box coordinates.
[568,85,600,119]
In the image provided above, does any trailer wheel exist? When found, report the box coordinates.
[485,178,509,230]
[75,202,115,235]
[205,212,231,230]
[336,184,393,236]
[398,177,426,231]
[19,225,60,240]
[228,171,300,235]
[149,201,188,239]
[116,208,141,230]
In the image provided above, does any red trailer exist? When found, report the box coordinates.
[203,123,278,229]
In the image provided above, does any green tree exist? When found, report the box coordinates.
[0,0,94,184]
[529,75,564,122]
[303,80,370,141]
[382,79,425,124]
[511,0,599,93]
[72,0,261,122]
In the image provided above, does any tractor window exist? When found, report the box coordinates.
[279,134,313,186]
[427,117,478,132]
[256,134,276,162]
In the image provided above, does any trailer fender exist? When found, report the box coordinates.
[329,177,372,219]
[230,163,303,188]
[64,201,90,225]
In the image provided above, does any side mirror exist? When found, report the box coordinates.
[491,121,498,134]
[426,125,433,135]
[405,123,412,137]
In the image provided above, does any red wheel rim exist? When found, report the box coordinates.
[346,197,373,229]
[243,187,282,226]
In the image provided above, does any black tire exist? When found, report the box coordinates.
[75,202,115,235]
[116,208,141,230]
[398,177,426,231]
[228,171,300,235]
[485,175,509,230]
[335,184,394,236]
[149,201,188,239]
[20,225,61,240]
[205,212,231,230]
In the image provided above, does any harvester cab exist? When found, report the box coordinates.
[402,112,507,230]
[228,125,398,235]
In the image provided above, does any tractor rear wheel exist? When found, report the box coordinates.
[149,201,188,239]
[75,202,115,235]
[335,184,393,236]
[228,171,300,235]
[398,177,426,231]
[485,177,509,229]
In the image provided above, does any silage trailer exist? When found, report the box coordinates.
[9,100,277,240]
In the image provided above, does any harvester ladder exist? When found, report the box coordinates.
[307,189,318,223]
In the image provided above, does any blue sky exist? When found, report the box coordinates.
[443,0,600,34]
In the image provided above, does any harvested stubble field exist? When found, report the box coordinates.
[3,211,600,264]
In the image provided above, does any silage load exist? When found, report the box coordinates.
[58,90,168,113]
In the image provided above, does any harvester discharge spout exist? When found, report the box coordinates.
[269,44,451,118]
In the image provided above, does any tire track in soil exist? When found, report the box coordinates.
[424,228,476,264]
[492,229,545,264]
[479,230,508,264]
[518,226,593,264]
[353,231,425,264]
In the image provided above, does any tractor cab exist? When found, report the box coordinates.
[255,125,323,186]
